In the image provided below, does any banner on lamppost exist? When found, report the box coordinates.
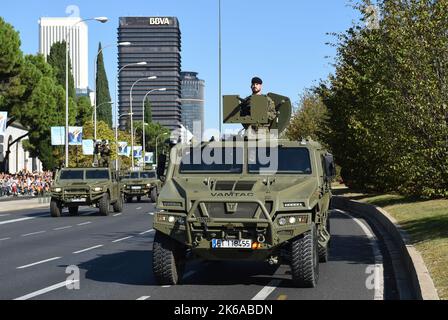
[68,127,83,146]
[82,139,94,155]
[133,146,143,158]
[0,112,7,135]
[144,152,154,164]
[118,142,129,156]
[51,127,65,146]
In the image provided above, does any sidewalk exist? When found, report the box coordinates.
[0,197,50,213]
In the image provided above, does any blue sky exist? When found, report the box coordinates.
[1,0,360,135]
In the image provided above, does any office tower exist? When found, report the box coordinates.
[180,71,205,138]
[39,17,89,95]
[118,17,182,131]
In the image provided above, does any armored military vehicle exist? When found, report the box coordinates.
[120,170,161,203]
[50,167,123,217]
[152,93,335,287]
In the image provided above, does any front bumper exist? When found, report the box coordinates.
[153,198,312,258]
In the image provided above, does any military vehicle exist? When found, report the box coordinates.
[50,167,123,217]
[120,170,161,203]
[152,93,335,287]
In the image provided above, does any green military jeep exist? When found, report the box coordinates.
[120,170,161,203]
[50,167,123,217]
[152,93,335,287]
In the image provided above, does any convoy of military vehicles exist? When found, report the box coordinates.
[48,92,334,289]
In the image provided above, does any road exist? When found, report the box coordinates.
[0,198,399,300]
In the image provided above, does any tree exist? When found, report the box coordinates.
[0,17,24,121]
[47,41,76,99]
[76,96,92,126]
[285,91,328,143]
[144,98,153,123]
[95,42,112,127]
[317,0,448,198]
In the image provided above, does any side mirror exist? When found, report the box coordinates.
[157,154,167,180]
[324,154,336,180]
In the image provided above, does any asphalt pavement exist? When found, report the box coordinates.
[0,197,399,300]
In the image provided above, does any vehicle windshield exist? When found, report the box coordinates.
[129,172,139,179]
[179,147,243,174]
[248,147,312,174]
[85,170,110,180]
[59,170,84,180]
[141,171,156,179]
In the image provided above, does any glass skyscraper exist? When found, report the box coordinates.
[117,17,182,131]
[180,71,205,138]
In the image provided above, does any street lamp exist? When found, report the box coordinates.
[114,61,147,170]
[130,76,157,169]
[142,88,166,164]
[65,17,108,168]
[94,42,131,140]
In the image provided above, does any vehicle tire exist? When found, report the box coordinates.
[152,231,186,285]
[150,188,158,203]
[137,196,141,202]
[318,218,330,263]
[126,196,132,203]
[99,193,110,216]
[113,195,123,213]
[69,206,79,216]
[50,198,62,217]
[290,224,319,288]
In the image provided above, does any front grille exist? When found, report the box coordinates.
[65,188,89,193]
[234,181,256,191]
[199,202,259,219]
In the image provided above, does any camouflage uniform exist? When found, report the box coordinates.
[99,143,111,167]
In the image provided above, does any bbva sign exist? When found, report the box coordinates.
[149,17,171,25]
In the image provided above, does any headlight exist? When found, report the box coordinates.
[157,214,185,224]
[278,217,287,226]
[277,215,308,226]
[54,187,62,192]
[283,202,305,208]
[93,187,103,192]
[162,201,182,207]
[146,184,151,187]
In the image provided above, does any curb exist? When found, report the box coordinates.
[331,196,439,300]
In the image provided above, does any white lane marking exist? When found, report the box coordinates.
[22,231,46,237]
[139,229,154,235]
[0,237,11,241]
[136,207,142,210]
[0,214,11,217]
[0,217,35,225]
[73,244,104,254]
[53,226,72,231]
[136,296,151,300]
[17,257,61,269]
[14,280,79,300]
[146,212,154,215]
[161,285,171,288]
[251,279,283,300]
[77,221,91,226]
[113,213,123,217]
[112,236,134,243]
[335,209,385,300]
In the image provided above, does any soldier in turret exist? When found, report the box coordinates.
[99,140,111,167]
[243,77,277,131]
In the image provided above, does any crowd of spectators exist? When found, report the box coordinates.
[0,171,53,198]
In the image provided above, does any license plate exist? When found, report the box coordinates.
[131,186,141,190]
[211,239,252,249]
[71,198,86,202]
